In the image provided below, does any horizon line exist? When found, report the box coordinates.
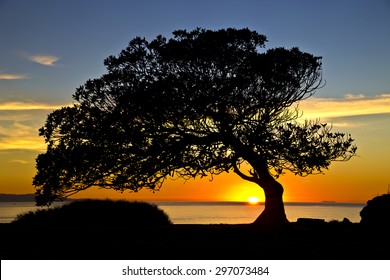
[0,193,367,205]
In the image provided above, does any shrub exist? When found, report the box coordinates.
[12,199,172,226]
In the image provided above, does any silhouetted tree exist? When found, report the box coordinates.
[33,28,357,229]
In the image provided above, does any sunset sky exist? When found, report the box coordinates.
[1,0,389,203]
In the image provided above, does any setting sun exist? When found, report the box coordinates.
[248,196,260,204]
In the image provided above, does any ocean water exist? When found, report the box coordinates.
[0,201,366,224]
[0,201,68,224]
[154,202,366,224]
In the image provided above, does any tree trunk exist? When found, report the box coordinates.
[252,165,290,231]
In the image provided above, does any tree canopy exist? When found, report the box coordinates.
[34,28,356,213]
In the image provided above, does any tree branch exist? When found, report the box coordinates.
[232,161,258,183]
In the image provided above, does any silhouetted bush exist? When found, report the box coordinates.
[12,199,172,227]
[360,194,390,228]
[296,218,325,227]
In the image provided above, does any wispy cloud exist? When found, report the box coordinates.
[299,94,390,120]
[8,159,29,164]
[29,54,60,66]
[0,101,67,151]
[0,73,31,80]
[0,101,64,111]
[0,121,46,151]
[0,138,45,151]
[344,93,365,100]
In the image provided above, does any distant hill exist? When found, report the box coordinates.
[0,193,36,202]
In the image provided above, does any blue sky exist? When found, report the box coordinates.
[1,0,390,202]
[2,0,389,102]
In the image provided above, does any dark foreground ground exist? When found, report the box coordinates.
[1,221,389,260]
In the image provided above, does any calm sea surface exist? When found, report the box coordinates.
[155,202,366,224]
[0,201,366,224]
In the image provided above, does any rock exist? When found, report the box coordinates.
[360,194,390,228]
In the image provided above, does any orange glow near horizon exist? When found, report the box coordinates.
[1,119,389,204]
[0,156,386,204]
